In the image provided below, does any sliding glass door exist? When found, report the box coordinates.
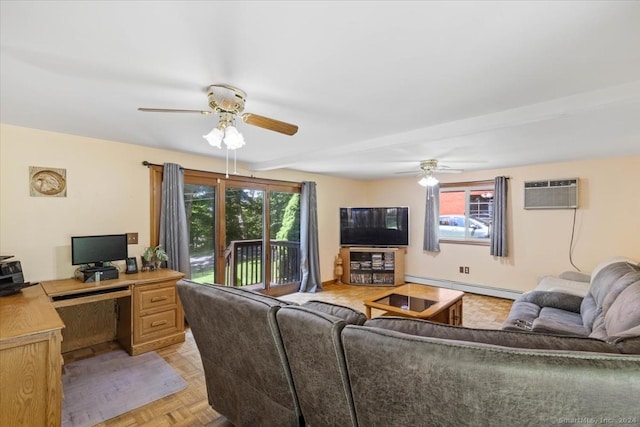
[269,190,301,287]
[183,182,217,283]
[224,184,265,287]
[150,165,301,294]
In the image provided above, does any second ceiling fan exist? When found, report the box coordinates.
[397,159,463,187]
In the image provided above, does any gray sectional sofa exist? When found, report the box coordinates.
[503,260,640,354]
[177,280,640,427]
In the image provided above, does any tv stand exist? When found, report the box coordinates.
[339,247,405,286]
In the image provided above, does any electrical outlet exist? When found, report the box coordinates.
[459,266,464,273]
[126,232,138,244]
[464,266,470,274]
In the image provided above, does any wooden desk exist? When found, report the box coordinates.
[0,284,65,427]
[0,269,185,427]
[41,269,185,356]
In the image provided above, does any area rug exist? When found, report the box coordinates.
[62,349,187,426]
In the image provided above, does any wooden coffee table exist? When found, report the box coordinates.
[363,283,464,325]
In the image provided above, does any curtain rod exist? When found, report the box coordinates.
[141,161,302,186]
[143,160,252,177]
[142,161,183,170]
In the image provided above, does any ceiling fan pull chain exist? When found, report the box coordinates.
[233,150,238,175]
[225,147,230,178]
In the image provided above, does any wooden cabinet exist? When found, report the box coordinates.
[0,285,64,427]
[131,276,184,356]
[340,247,405,286]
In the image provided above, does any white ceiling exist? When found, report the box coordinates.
[2,1,640,179]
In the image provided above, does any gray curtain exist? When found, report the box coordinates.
[159,163,191,277]
[490,176,508,257]
[299,181,322,292]
[423,183,441,252]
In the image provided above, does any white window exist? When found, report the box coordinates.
[439,181,494,244]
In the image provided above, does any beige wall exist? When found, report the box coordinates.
[0,124,367,282]
[367,156,640,292]
[2,124,638,293]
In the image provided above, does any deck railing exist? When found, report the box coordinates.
[224,239,301,287]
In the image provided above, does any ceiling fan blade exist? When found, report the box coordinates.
[434,168,464,173]
[394,171,421,175]
[242,113,298,136]
[138,108,212,115]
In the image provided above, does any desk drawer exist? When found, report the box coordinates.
[137,283,177,312]
[136,308,180,342]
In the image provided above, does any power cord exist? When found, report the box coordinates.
[569,208,580,271]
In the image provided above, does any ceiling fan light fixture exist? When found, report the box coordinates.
[418,174,439,187]
[203,127,224,148]
[223,125,245,150]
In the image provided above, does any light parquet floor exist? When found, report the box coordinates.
[63,282,513,427]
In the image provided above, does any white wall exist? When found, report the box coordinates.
[0,124,367,282]
[366,156,640,292]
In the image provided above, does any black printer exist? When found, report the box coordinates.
[0,256,32,296]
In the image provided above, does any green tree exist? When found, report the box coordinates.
[276,193,300,242]
[225,188,263,244]
[186,185,215,254]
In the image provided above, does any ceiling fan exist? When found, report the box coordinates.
[397,159,463,187]
[139,84,298,177]
[138,83,299,139]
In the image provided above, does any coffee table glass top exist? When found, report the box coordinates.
[363,283,464,319]
[374,293,437,312]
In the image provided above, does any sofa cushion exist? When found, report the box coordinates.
[520,291,583,312]
[590,269,640,339]
[601,268,640,314]
[589,257,639,286]
[580,262,639,330]
[176,280,302,427]
[538,306,584,327]
[605,282,640,337]
[300,300,367,325]
[276,306,358,427]
[533,300,608,337]
[531,316,589,337]
[503,292,582,333]
[366,317,620,353]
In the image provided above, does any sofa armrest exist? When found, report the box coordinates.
[519,291,583,312]
[558,271,591,283]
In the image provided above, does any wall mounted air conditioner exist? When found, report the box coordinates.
[524,178,578,209]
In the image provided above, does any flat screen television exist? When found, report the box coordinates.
[340,207,409,247]
[71,234,128,267]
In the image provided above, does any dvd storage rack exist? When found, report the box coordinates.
[339,247,405,286]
